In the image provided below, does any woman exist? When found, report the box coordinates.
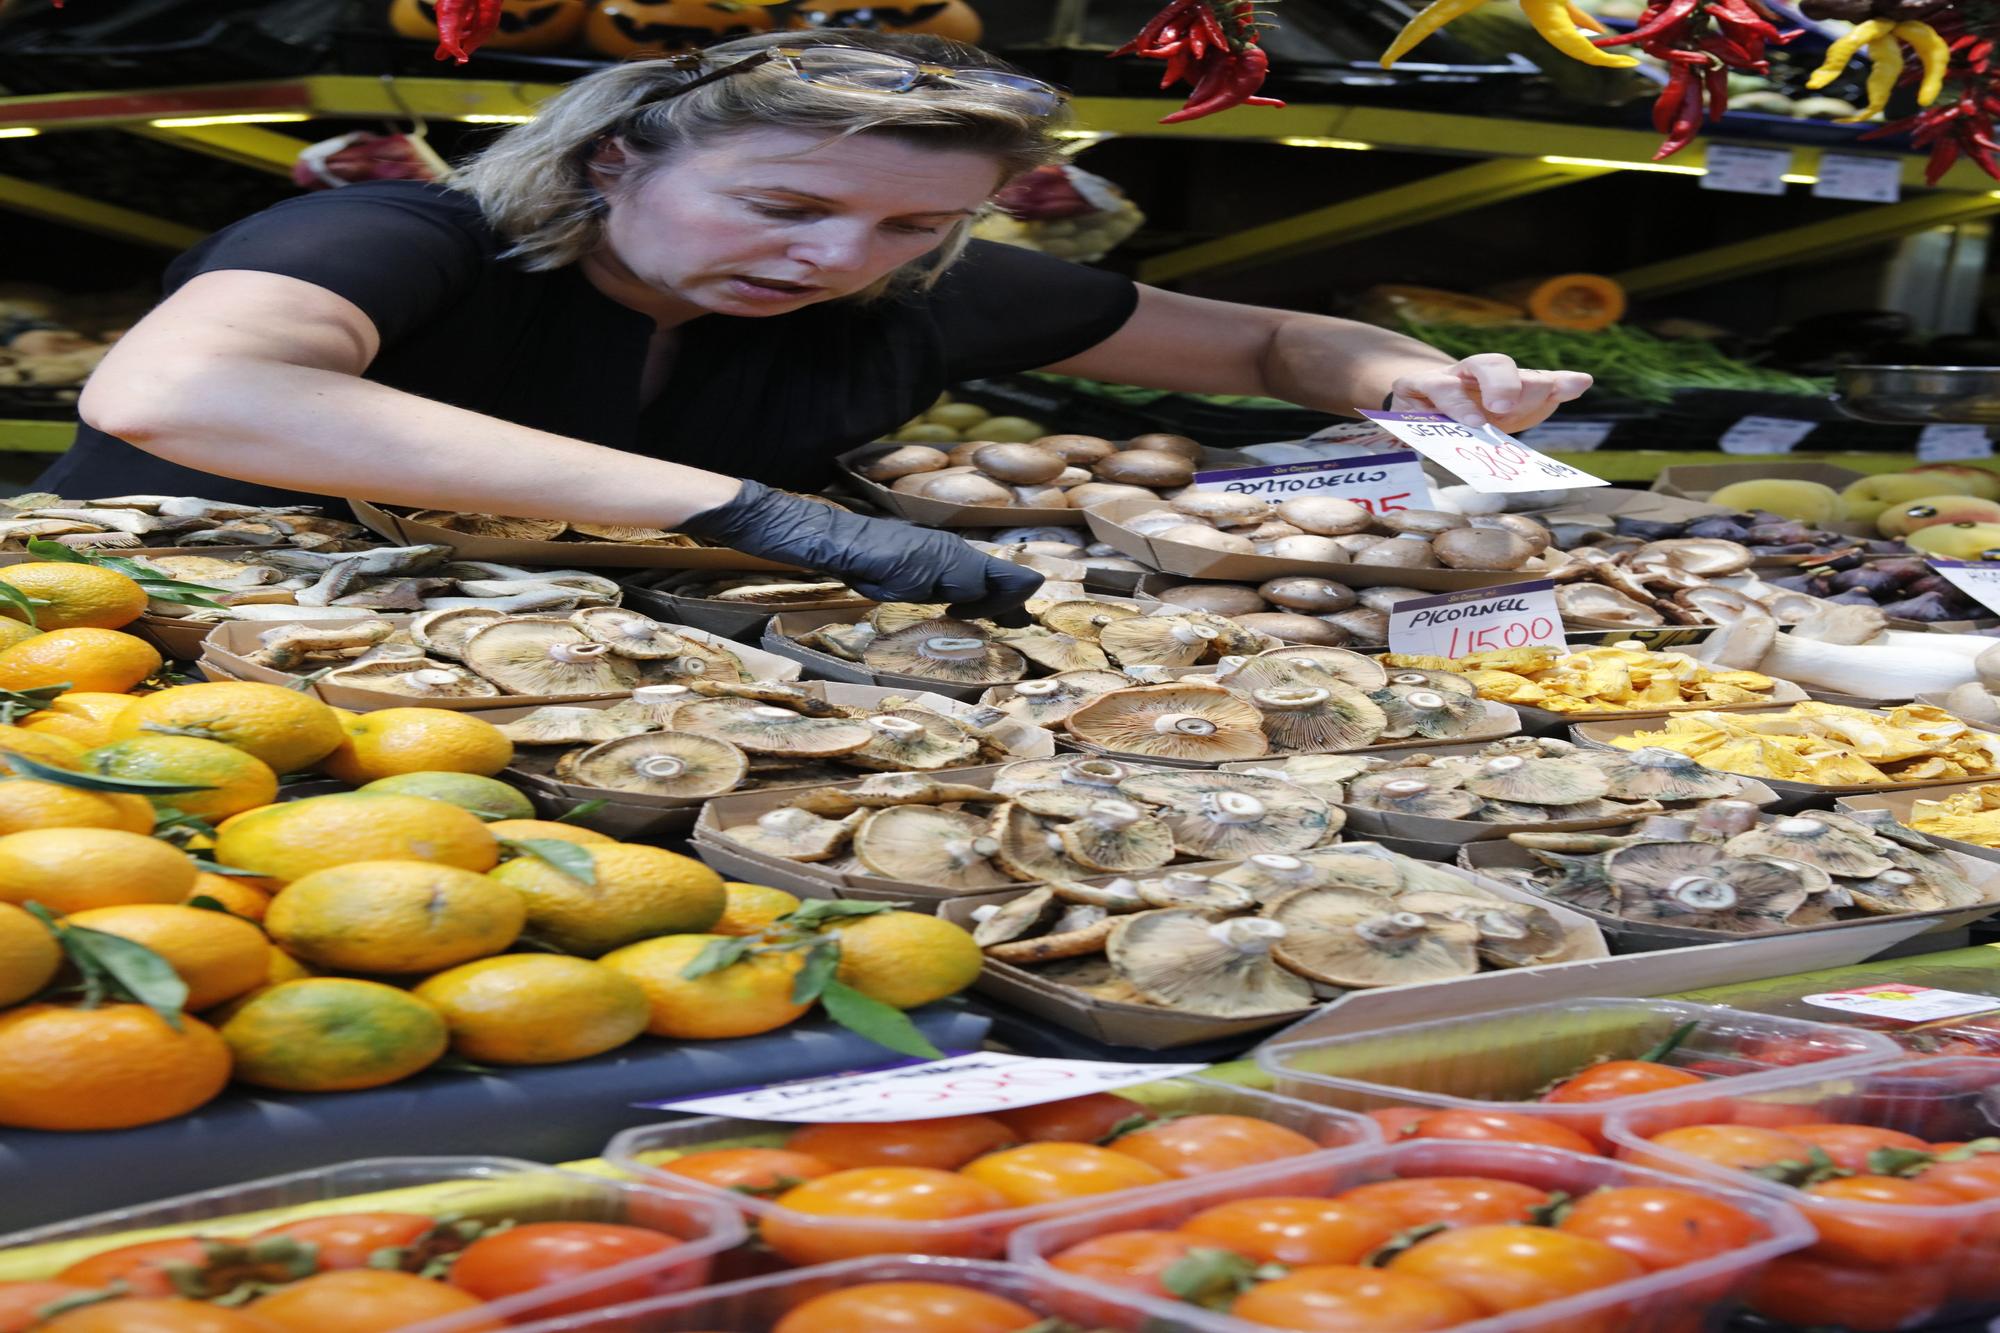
[66,30,1588,615]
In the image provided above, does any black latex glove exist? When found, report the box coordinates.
[681,480,1044,619]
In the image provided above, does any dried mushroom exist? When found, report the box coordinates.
[460,620,644,697]
[1107,911,1313,1018]
[853,805,1011,890]
[1267,887,1480,987]
[569,732,749,799]
[1067,683,1269,763]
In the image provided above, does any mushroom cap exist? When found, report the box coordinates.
[973,887,1061,946]
[1594,747,1744,802]
[1351,537,1442,570]
[1247,753,1377,804]
[1277,497,1373,537]
[1232,613,1350,647]
[1048,877,1149,912]
[1066,683,1270,763]
[570,608,695,661]
[1098,615,1222,669]
[1057,800,1178,874]
[571,731,750,798]
[1433,528,1537,571]
[857,444,950,482]
[1632,538,1754,577]
[870,602,952,634]
[1156,583,1269,617]
[1036,599,1142,642]
[994,755,1135,797]
[321,658,503,698]
[1134,872,1257,914]
[984,908,1118,965]
[1156,524,1257,555]
[1463,756,1610,806]
[1723,817,1895,878]
[413,511,567,541]
[1556,584,1666,627]
[1214,853,1330,903]
[672,698,877,757]
[1378,509,1470,537]
[1346,772,1483,819]
[499,705,651,745]
[973,442,1067,485]
[1125,433,1206,463]
[1469,514,1553,555]
[1326,608,1391,644]
[1067,482,1162,509]
[1267,886,1480,987]
[999,630,1112,675]
[848,709,983,772]
[1259,578,1357,614]
[1035,434,1120,465]
[992,803,1093,882]
[1398,892,1571,967]
[1094,450,1195,489]
[1171,492,1273,526]
[460,619,645,697]
[723,807,861,862]
[1261,536,1355,564]
[1249,684,1389,755]
[1222,646,1390,695]
[1606,842,1819,931]
[980,670,1132,727]
[853,805,1012,889]
[640,634,748,684]
[797,621,880,661]
[1372,678,1489,741]
[862,619,1028,685]
[408,606,505,661]
[1118,769,1333,857]
[1107,909,1314,1017]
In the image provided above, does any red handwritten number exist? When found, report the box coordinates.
[1352,492,1413,516]
[1446,617,1556,657]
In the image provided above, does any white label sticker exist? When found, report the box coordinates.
[1815,152,1903,204]
[1388,579,1564,658]
[1801,983,2000,1023]
[1926,560,2000,615]
[1702,143,1792,195]
[636,1052,1207,1123]
[1360,412,1609,494]
[1719,416,1817,455]
[1919,425,1996,461]
[1517,421,1614,452]
[1192,449,1432,515]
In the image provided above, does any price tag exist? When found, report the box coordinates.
[636,1052,1208,1123]
[1719,416,1817,455]
[1919,424,1995,461]
[1517,421,1614,452]
[1191,449,1432,515]
[1926,560,2000,615]
[1801,983,2000,1024]
[1360,411,1609,494]
[1702,143,1791,196]
[1815,152,1903,203]
[1387,579,1563,658]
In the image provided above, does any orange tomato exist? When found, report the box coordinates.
[1387,1225,1644,1318]
[1048,1229,1232,1298]
[252,1212,437,1271]
[250,1270,499,1333]
[58,1239,231,1298]
[993,1093,1149,1144]
[1919,1148,2000,1202]
[1541,1061,1705,1105]
[1336,1176,1551,1231]
[1555,1187,1765,1271]
[769,1281,1040,1333]
[1640,1124,1811,1173]
[787,1116,1015,1171]
[660,1147,834,1194]
[1230,1265,1486,1333]
[0,1282,92,1333]
[1367,1107,1430,1139]
[1108,1114,1320,1179]
[1782,1123,1931,1174]
[761,1168,1009,1265]
[38,1299,282,1333]
[960,1142,1169,1207]
[1799,1175,1965,1268]
[1404,1110,1599,1157]
[1750,1254,1952,1332]
[1179,1196,1400,1267]
[448,1222,680,1314]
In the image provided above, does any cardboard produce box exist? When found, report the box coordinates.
[1836,782,2000,869]
[351,500,795,572]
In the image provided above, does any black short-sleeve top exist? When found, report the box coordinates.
[41,180,1140,508]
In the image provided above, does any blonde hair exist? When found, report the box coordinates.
[455,31,1065,296]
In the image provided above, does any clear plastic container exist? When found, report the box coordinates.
[1009,1138,1813,1333]
[604,1076,1376,1262]
[1257,997,1904,1148]
[0,1156,745,1333]
[504,1255,1157,1332]
[1605,1056,2000,1331]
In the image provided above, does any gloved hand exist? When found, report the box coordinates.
[680,480,1044,619]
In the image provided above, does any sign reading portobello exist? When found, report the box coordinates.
[1190,449,1432,514]
[1388,579,1563,659]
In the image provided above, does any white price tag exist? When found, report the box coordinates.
[1517,421,1613,452]
[1388,579,1564,658]
[1926,560,2000,615]
[1919,424,1995,461]
[1814,152,1903,203]
[1359,412,1609,494]
[1802,984,2000,1024]
[1192,449,1432,515]
[637,1052,1207,1123]
[1702,143,1792,195]
[1719,416,1817,455]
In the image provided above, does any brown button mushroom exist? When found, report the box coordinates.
[1124,433,1205,463]
[1094,450,1196,489]
[1034,434,1119,466]
[1154,524,1257,554]
[1350,536,1441,569]
[1261,536,1353,563]
[857,444,950,483]
[946,440,993,467]
[1232,612,1351,646]
[1260,577,1356,614]
[1325,607,1389,642]
[1155,583,1269,617]
[1170,492,1273,526]
[1377,509,1470,537]
[1067,482,1163,509]
[1469,513,1553,556]
[916,473,1016,507]
[973,442,1067,486]
[1277,497,1373,537]
[1431,527,1537,571]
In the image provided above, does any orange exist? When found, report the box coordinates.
[0,900,59,1007]
[771,1282,1040,1333]
[712,881,800,937]
[490,844,723,956]
[485,818,613,845]
[83,734,279,821]
[19,691,138,747]
[250,1271,498,1333]
[819,909,982,1009]
[0,725,84,770]
[67,903,270,1011]
[0,1003,231,1130]
[598,933,808,1039]
[40,1298,283,1332]
[0,827,196,914]
[265,860,524,974]
[0,619,41,653]
[213,793,498,883]
[762,1168,1009,1265]
[320,708,514,783]
[111,682,344,774]
[358,771,534,821]
[0,778,154,835]
[0,563,149,631]
[413,955,650,1065]
[220,978,447,1092]
[185,872,274,923]
[0,628,160,694]
[960,1142,1170,1206]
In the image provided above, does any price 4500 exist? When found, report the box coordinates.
[1446,616,1557,657]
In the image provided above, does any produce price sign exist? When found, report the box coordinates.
[1190,449,1431,514]
[1359,411,1608,495]
[638,1052,1207,1124]
[1926,561,2000,616]
[1387,579,1562,658]
[1801,983,2000,1024]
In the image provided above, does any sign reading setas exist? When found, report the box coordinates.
[1388,579,1563,659]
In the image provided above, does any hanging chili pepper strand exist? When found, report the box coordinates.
[433,0,506,64]
[1865,9,2000,184]
[1112,1,1287,124]
[1593,0,1803,157]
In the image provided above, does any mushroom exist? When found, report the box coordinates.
[857,445,950,482]
[973,443,1067,486]
[460,620,645,697]
[672,699,876,758]
[1035,434,1120,466]
[322,659,503,699]
[1260,578,1355,614]
[992,803,1093,882]
[1378,510,1469,537]
[1094,451,1195,489]
[246,620,396,671]
[1606,843,1821,932]
[1371,683,1487,741]
[1056,800,1177,874]
[408,607,506,661]
[1326,608,1390,643]
[412,512,568,541]
[1000,631,1112,674]
[979,671,1132,727]
[1036,600,1142,643]
[1107,911,1313,1017]
[727,807,862,862]
[498,705,651,746]
[1261,537,1355,564]
[1215,853,1329,903]
[787,772,999,816]
[1067,483,1161,509]
[1723,817,1894,878]
[1155,524,1257,555]
[1119,770,1334,858]
[1267,887,1481,987]
[1463,756,1609,806]
[863,620,1027,685]
[1468,514,1552,556]
[1250,685,1388,754]
[1555,584,1666,627]
[848,710,982,771]
[1157,584,1269,617]
[1278,497,1373,537]
[1097,616,1220,669]
[1125,433,1205,463]
[852,806,1012,890]
[1398,893,1571,968]
[972,888,1060,947]
[986,907,1119,964]
[1221,646,1389,695]
[1432,528,1537,571]
[1632,539,1754,577]
[1595,748,1744,801]
[1232,613,1350,646]
[919,474,1015,507]
[1345,773,1482,819]
[1171,493,1272,526]
[1351,537,1442,570]
[1066,683,1270,763]
[570,732,750,798]
[570,609,694,661]
[797,622,880,661]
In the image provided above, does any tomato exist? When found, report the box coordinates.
[1230,1265,1484,1333]
[959,1143,1169,1206]
[1387,1225,1644,1325]
[770,1281,1040,1333]
[1919,1148,2000,1202]
[1638,1124,1810,1173]
[993,1093,1150,1144]
[1366,1107,1431,1139]
[252,1212,438,1271]
[1799,1175,1965,1268]
[1555,1187,1765,1271]
[761,1168,1009,1265]
[58,1239,234,1299]
[1781,1123,1931,1174]
[39,1298,285,1333]
[1404,1110,1599,1157]
[1335,1177,1551,1231]
[1107,1115,1320,1178]
[1949,1239,2000,1302]
[1047,1230,1232,1298]
[1750,1254,1952,1332]
[787,1116,1015,1171]
[1178,1196,1400,1267]
[448,1221,679,1314]
[0,1282,92,1333]
[251,1270,500,1333]
[1541,1061,1705,1105]
[659,1147,833,1194]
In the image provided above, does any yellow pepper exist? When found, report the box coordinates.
[1567,0,1606,34]
[1807,17,1894,90]
[1840,36,1905,122]
[1518,0,1639,66]
[1380,0,1490,69]
[1896,20,1951,107]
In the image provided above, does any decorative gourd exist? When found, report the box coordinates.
[788,0,984,44]
[1486,273,1629,332]
[583,0,777,59]
[389,0,588,52]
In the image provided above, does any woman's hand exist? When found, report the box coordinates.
[1390,354,1593,433]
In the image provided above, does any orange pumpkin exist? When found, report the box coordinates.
[389,0,588,52]
[584,0,778,59]
[788,1,983,44]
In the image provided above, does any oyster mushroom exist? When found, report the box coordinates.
[980,671,1132,727]
[1107,910,1313,1017]
[498,706,652,746]
[1371,684,1488,741]
[406,607,505,662]
[726,807,862,862]
[1594,748,1744,802]
[863,620,1027,685]
[1037,600,1142,642]
[1267,887,1480,988]
[1463,756,1610,806]
[992,803,1092,882]
[673,700,875,758]
[848,711,982,772]
[460,620,644,697]
[1346,772,1483,820]
[1606,842,1820,931]
[571,732,750,798]
[1118,770,1333,858]
[1056,800,1176,874]
[1723,817,1894,878]
[1066,683,1269,763]
[321,659,502,699]
[852,805,1012,890]
[1250,685,1388,754]
[972,888,1059,947]
[1098,616,1221,669]
[1556,584,1666,627]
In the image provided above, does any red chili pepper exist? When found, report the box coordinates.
[1656,69,1706,158]
[1597,0,1699,48]
[1655,65,1693,133]
[1112,1,1203,57]
[1161,43,1278,122]
[1705,63,1731,122]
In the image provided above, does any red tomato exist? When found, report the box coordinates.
[1335,1177,1551,1231]
[659,1147,833,1194]
[1366,1107,1431,1139]
[1386,1225,1643,1326]
[0,1282,92,1333]
[1047,1230,1230,1299]
[1920,1148,2000,1202]
[1405,1110,1599,1157]
[1179,1196,1400,1267]
[58,1239,230,1299]
[447,1222,679,1315]
[1638,1124,1811,1173]
[786,1116,1014,1171]
[1799,1176,1966,1268]
[1108,1115,1321,1179]
[762,1168,1008,1265]
[992,1094,1150,1144]
[1781,1123,1931,1174]
[252,1213,437,1271]
[1541,1062,1705,1105]
[769,1281,1040,1333]
[1751,1254,1952,1332]
[1230,1265,1485,1333]
[1555,1187,1765,1271]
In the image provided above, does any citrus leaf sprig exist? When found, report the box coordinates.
[23,538,231,611]
[4,749,219,795]
[0,683,71,724]
[499,838,597,886]
[22,901,189,1026]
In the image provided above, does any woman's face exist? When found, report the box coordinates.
[597,127,1005,318]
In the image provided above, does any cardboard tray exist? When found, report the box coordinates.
[1835,783,2000,869]
[1537,489,1731,526]
[927,847,1607,1051]
[836,443,1251,530]
[351,499,796,572]
[1648,462,1875,540]
[617,570,870,640]
[198,615,801,712]
[1505,677,1812,734]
